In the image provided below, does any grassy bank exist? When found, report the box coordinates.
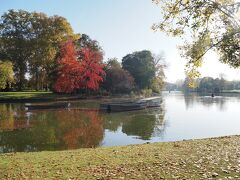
[0,91,53,99]
[0,91,140,103]
[0,91,90,103]
[0,136,239,179]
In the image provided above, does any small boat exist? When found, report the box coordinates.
[100,97,162,112]
[25,103,70,110]
[100,102,147,112]
[137,97,162,108]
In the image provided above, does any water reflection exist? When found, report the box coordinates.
[3,92,239,153]
[162,92,240,142]
[104,108,165,140]
[56,110,104,149]
[0,108,104,153]
[0,100,165,153]
[182,92,235,110]
[0,104,29,131]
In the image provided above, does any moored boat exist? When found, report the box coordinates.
[137,97,162,108]
[100,97,163,112]
[25,103,70,110]
[100,102,147,112]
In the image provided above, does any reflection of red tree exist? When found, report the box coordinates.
[56,110,103,149]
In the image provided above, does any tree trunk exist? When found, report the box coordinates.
[35,69,40,91]
[18,70,25,91]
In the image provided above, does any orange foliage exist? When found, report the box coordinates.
[79,48,105,90]
[54,40,105,93]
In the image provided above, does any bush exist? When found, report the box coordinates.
[141,89,152,97]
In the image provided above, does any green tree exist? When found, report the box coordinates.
[182,77,198,92]
[78,34,102,51]
[106,58,121,69]
[122,50,155,89]
[29,13,78,90]
[152,0,240,83]
[151,53,166,93]
[0,10,33,90]
[0,61,14,90]
[198,77,227,93]
[198,77,215,92]
[0,10,78,90]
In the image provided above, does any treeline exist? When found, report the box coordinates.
[0,10,165,95]
[166,77,240,93]
[0,10,79,91]
[102,51,165,95]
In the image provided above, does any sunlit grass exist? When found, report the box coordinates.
[0,91,54,99]
[0,136,239,179]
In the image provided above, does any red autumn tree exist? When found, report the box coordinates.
[78,48,105,90]
[54,40,83,93]
[54,40,105,93]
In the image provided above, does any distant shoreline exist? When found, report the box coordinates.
[1,90,240,103]
[168,90,240,94]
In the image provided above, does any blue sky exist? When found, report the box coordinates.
[1,0,240,82]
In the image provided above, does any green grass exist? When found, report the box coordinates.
[0,91,139,102]
[0,91,84,102]
[0,91,54,99]
[0,136,240,179]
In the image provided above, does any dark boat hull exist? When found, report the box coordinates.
[100,102,146,112]
[100,97,162,112]
[137,97,162,108]
[25,103,69,110]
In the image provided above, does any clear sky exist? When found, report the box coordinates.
[1,0,240,82]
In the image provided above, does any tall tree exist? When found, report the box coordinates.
[29,13,78,90]
[122,50,155,89]
[106,58,121,69]
[78,34,102,51]
[54,40,83,93]
[54,40,105,93]
[0,10,33,90]
[78,48,105,91]
[152,0,240,85]
[151,53,166,93]
[0,61,14,90]
[0,10,78,90]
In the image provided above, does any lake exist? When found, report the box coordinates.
[0,91,240,153]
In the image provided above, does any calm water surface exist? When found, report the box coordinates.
[0,91,240,153]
